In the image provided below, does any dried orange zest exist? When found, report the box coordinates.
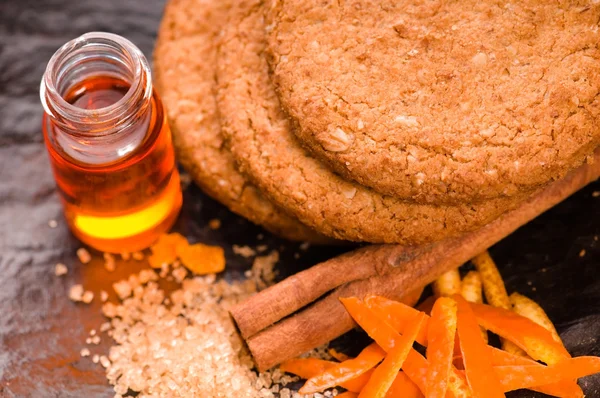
[470,302,570,365]
[329,348,350,362]
[509,293,563,345]
[385,371,423,398]
[494,356,600,392]
[403,350,430,394]
[299,343,386,394]
[364,295,429,346]
[148,232,188,268]
[280,358,334,379]
[359,313,426,398]
[488,347,583,397]
[177,242,225,275]
[455,295,504,398]
[426,297,458,398]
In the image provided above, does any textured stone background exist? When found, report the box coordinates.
[0,1,599,397]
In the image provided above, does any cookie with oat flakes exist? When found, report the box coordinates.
[265,0,600,204]
[217,0,527,244]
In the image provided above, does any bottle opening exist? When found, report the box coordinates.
[40,32,152,135]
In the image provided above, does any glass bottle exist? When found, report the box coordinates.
[40,32,182,253]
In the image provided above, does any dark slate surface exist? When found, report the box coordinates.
[0,1,599,397]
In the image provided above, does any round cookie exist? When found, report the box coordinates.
[217,0,526,245]
[265,0,600,204]
[154,0,328,242]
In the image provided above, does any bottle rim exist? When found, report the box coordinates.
[40,32,153,136]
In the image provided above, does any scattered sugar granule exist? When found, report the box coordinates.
[592,191,600,198]
[102,302,118,318]
[80,348,90,357]
[113,280,132,300]
[48,219,58,228]
[120,252,131,261]
[208,218,221,230]
[233,244,256,258]
[100,355,111,368]
[92,354,99,363]
[172,266,188,283]
[82,291,94,304]
[159,262,170,278]
[138,269,158,284]
[69,284,84,302]
[580,249,586,257]
[54,263,68,276]
[104,253,116,272]
[100,290,109,302]
[77,248,92,264]
[100,322,111,332]
[131,251,144,261]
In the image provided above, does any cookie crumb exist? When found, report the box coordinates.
[579,249,586,257]
[257,233,264,240]
[77,248,91,264]
[299,242,310,251]
[233,244,256,258]
[251,251,279,289]
[48,219,58,228]
[91,335,101,345]
[100,355,111,368]
[54,263,68,276]
[100,290,109,302]
[69,284,84,302]
[208,218,221,230]
[592,191,600,198]
[120,252,131,261]
[80,348,90,357]
[92,354,99,364]
[179,172,192,189]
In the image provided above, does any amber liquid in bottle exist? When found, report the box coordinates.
[43,76,182,253]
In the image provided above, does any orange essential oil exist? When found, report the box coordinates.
[40,33,182,253]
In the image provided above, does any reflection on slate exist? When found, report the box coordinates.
[0,1,599,397]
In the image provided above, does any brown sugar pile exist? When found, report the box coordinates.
[76,240,335,397]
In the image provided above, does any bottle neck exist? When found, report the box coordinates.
[40,32,153,144]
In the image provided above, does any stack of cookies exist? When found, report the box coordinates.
[154,0,600,245]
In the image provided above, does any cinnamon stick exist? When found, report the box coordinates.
[231,244,414,338]
[236,150,600,371]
